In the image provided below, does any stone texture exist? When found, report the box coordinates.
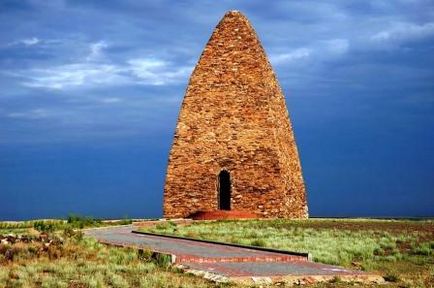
[163,11,308,218]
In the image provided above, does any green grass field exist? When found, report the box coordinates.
[1,218,433,287]
[0,219,228,288]
[143,218,434,287]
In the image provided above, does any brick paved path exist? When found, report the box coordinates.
[85,226,381,283]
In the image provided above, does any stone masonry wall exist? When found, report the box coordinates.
[163,11,308,218]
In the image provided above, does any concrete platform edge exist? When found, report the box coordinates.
[131,230,311,261]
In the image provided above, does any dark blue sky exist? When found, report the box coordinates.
[1,1,433,220]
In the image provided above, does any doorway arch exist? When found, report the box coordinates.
[218,170,231,210]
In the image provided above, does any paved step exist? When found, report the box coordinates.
[184,261,359,277]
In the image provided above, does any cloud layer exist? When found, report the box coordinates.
[0,0,433,144]
[6,40,192,90]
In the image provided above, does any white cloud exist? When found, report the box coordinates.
[128,58,168,85]
[86,41,109,61]
[371,22,434,42]
[21,63,126,89]
[21,37,40,46]
[8,108,49,119]
[7,37,41,47]
[100,97,122,104]
[270,39,349,66]
[128,58,192,85]
[6,37,192,90]
[14,58,192,90]
[270,48,312,64]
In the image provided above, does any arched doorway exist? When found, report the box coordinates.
[218,170,231,210]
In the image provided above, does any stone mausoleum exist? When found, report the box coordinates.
[163,11,308,219]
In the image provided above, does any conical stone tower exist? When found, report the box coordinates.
[163,11,308,219]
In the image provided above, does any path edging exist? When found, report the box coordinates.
[131,230,312,261]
